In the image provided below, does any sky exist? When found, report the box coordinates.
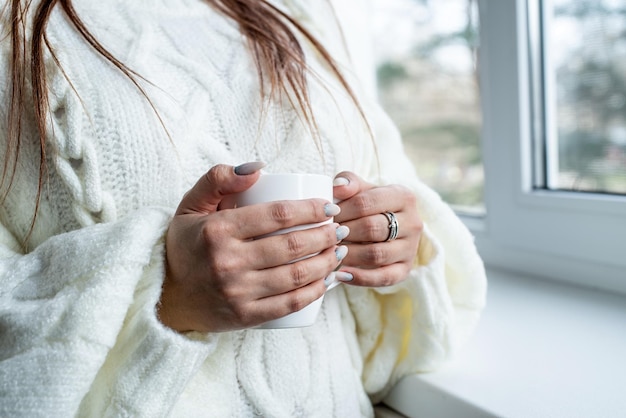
[370,0,619,72]
[371,0,475,73]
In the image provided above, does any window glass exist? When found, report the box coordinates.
[546,0,626,194]
[372,0,484,213]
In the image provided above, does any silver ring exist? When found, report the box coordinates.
[382,212,399,242]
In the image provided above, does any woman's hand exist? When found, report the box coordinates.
[332,171,423,287]
[159,163,347,333]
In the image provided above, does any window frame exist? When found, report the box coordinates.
[468,0,626,294]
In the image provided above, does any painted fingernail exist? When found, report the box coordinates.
[234,161,266,175]
[335,245,348,261]
[336,271,354,282]
[333,177,350,187]
[336,225,349,241]
[324,203,341,217]
[324,272,336,288]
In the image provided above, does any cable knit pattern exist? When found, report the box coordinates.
[0,0,486,417]
[48,77,115,226]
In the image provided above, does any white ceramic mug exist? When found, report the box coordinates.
[222,173,340,329]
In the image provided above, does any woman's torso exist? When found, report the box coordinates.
[0,0,377,416]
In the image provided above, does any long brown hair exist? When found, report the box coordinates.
[1,0,369,244]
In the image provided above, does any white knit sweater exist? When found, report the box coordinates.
[0,0,487,417]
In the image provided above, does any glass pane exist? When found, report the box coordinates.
[372,0,484,213]
[547,0,626,194]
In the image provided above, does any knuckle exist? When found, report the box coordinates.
[200,224,215,246]
[288,262,309,288]
[309,199,324,220]
[205,165,223,186]
[231,303,252,325]
[220,282,240,300]
[364,217,384,238]
[270,202,296,224]
[207,254,236,277]
[362,245,388,266]
[352,194,374,216]
[285,233,305,258]
[287,292,308,313]
[202,220,230,243]
[380,274,395,287]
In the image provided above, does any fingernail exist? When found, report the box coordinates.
[336,225,349,241]
[333,177,350,187]
[335,245,348,261]
[336,271,354,282]
[234,161,266,175]
[324,203,341,217]
[324,272,336,288]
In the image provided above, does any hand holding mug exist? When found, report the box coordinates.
[159,163,346,333]
[332,171,423,287]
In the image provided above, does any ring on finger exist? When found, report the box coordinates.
[382,211,399,242]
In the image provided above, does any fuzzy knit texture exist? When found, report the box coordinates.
[0,0,487,417]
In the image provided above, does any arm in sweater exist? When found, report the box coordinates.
[0,34,214,418]
[343,101,488,402]
[0,209,215,417]
[297,0,487,401]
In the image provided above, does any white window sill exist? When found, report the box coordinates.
[383,267,626,418]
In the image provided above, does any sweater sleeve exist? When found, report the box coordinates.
[0,21,215,415]
[0,208,216,418]
[342,100,488,402]
[313,0,487,401]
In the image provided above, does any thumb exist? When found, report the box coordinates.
[176,162,265,215]
[333,171,373,202]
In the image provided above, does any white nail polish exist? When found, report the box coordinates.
[335,245,348,261]
[324,203,341,217]
[333,177,350,187]
[234,161,266,175]
[335,271,354,282]
[324,272,336,287]
[336,225,349,241]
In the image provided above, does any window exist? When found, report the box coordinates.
[372,0,484,214]
[478,0,626,293]
[538,0,626,195]
[371,0,626,293]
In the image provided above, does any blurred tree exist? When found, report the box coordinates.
[414,0,479,68]
[376,62,408,87]
[374,0,484,208]
[553,0,626,191]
